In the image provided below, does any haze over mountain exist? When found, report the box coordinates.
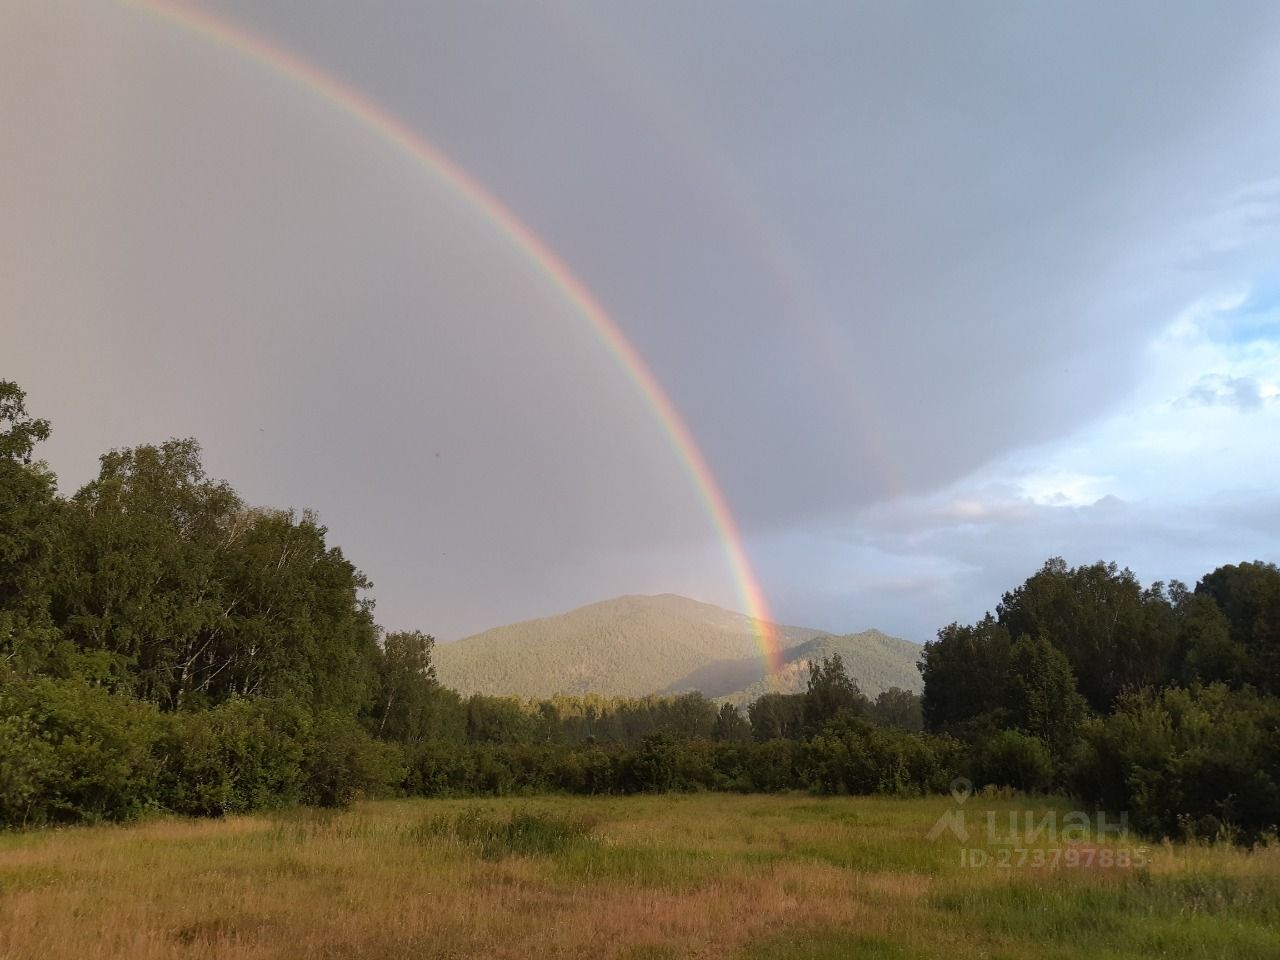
[432,594,920,701]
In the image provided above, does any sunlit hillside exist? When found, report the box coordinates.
[663,630,924,704]
[432,594,826,698]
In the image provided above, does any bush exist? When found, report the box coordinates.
[1071,684,1280,842]
[801,720,965,796]
[160,698,309,816]
[974,730,1054,793]
[302,713,406,807]
[0,675,163,826]
[624,733,683,792]
[548,745,619,794]
[741,739,805,791]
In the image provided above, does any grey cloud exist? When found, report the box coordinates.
[195,0,1280,523]
[5,2,1280,638]
[1180,375,1268,411]
[772,487,1279,642]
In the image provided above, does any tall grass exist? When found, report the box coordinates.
[0,794,1275,959]
[413,807,596,858]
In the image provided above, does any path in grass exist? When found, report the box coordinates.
[1,794,1276,959]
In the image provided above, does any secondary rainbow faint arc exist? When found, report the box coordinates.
[126,0,786,677]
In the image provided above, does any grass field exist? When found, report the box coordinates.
[1,794,1277,959]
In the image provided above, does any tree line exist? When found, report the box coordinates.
[1,378,1277,841]
[919,556,1280,841]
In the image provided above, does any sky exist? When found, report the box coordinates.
[3,1,1279,643]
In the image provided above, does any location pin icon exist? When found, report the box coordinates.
[950,777,973,805]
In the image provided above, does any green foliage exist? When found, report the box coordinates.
[997,558,1177,711]
[711,701,751,741]
[749,692,806,741]
[301,713,406,808]
[918,557,1280,840]
[47,440,380,714]
[803,653,870,732]
[550,691,716,745]
[974,729,1055,793]
[371,630,458,743]
[919,615,1013,736]
[0,381,59,673]
[1004,633,1088,757]
[0,380,50,464]
[0,674,163,826]
[159,697,309,816]
[870,687,923,731]
[0,677,407,826]
[802,718,964,796]
[465,695,545,744]
[1173,588,1251,687]
[1071,684,1280,842]
[733,739,804,791]
[625,733,684,792]
[1195,562,1280,693]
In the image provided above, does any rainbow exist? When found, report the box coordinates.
[546,5,901,495]
[125,0,786,677]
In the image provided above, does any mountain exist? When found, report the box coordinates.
[432,595,922,703]
[432,594,825,698]
[662,630,924,706]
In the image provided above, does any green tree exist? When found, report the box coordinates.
[665,691,717,739]
[748,692,806,741]
[1004,634,1088,757]
[218,507,380,714]
[997,558,1177,711]
[47,439,243,699]
[1195,562,1280,693]
[974,729,1055,793]
[1171,583,1250,687]
[803,653,869,731]
[0,381,59,672]
[465,696,537,744]
[870,687,924,731]
[919,615,1013,736]
[711,701,751,742]
[0,380,50,463]
[371,630,465,745]
[48,440,380,712]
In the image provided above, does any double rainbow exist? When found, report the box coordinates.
[127,0,785,677]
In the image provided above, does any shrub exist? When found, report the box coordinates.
[160,698,309,816]
[974,729,1054,793]
[741,739,805,791]
[623,733,681,792]
[800,720,965,796]
[0,675,163,826]
[301,713,406,807]
[1071,684,1280,842]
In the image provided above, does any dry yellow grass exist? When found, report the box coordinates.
[0,794,1275,960]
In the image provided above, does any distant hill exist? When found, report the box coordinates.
[663,630,924,706]
[433,594,825,699]
[433,595,921,703]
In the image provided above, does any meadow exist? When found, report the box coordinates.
[1,794,1276,960]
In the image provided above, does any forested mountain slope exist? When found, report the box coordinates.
[662,630,923,704]
[433,594,825,698]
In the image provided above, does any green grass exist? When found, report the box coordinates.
[414,806,596,858]
[0,793,1276,959]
